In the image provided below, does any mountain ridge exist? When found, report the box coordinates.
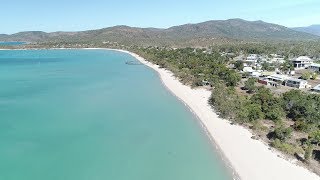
[1,19,319,47]
[293,25,320,36]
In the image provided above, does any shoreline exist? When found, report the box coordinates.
[1,48,319,180]
[110,48,320,180]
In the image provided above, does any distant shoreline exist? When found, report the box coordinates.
[1,47,319,180]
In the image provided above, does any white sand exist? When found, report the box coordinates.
[112,49,320,180]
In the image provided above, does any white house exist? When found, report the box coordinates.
[245,54,259,62]
[267,74,289,83]
[292,56,313,69]
[309,63,320,72]
[285,78,309,89]
[243,67,254,73]
[260,74,289,87]
[242,67,261,77]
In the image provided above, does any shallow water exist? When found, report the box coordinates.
[0,49,232,180]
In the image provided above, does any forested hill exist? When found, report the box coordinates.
[293,25,320,36]
[1,19,319,47]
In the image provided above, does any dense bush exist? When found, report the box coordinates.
[271,139,303,155]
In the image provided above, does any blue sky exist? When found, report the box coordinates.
[1,0,320,34]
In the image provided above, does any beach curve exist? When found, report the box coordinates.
[110,48,320,180]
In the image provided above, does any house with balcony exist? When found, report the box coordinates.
[292,56,313,69]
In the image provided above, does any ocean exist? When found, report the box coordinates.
[0,49,232,180]
[0,42,26,46]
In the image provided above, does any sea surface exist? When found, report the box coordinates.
[0,41,26,46]
[0,49,232,180]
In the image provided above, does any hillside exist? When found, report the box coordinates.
[293,25,320,36]
[1,19,319,47]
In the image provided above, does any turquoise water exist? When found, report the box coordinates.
[0,49,232,180]
[0,42,26,46]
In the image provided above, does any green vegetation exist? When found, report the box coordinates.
[1,19,320,47]
[271,139,303,155]
[309,130,320,146]
[301,72,311,80]
[244,78,257,93]
[270,125,293,142]
[304,143,314,163]
[131,46,320,169]
[261,62,275,71]
[234,61,244,71]
[311,73,318,80]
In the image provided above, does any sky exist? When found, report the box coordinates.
[1,0,320,34]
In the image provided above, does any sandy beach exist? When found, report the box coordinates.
[111,49,320,180]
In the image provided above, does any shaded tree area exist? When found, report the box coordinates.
[135,47,241,87]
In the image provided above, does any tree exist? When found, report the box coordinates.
[224,70,241,87]
[311,73,318,80]
[280,60,294,73]
[234,61,244,71]
[210,83,243,119]
[270,126,293,142]
[251,87,285,121]
[238,103,264,122]
[309,130,320,146]
[301,72,311,80]
[304,143,314,163]
[264,106,285,121]
[283,90,320,124]
[244,78,257,93]
[261,62,275,71]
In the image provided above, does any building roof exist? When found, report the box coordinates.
[295,56,312,61]
[286,78,307,83]
[312,84,320,91]
[243,67,254,73]
[267,74,289,81]
[310,63,320,68]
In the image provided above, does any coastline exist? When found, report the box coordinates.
[1,48,319,180]
[111,48,320,180]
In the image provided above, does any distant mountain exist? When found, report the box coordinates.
[1,19,319,47]
[292,25,320,36]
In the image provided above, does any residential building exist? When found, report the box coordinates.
[245,54,259,63]
[258,74,288,87]
[267,74,289,84]
[285,78,309,89]
[309,63,320,72]
[292,56,313,69]
[242,67,261,77]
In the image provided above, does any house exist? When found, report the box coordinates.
[267,74,289,84]
[285,78,309,89]
[258,74,289,87]
[243,67,254,73]
[270,54,285,64]
[292,56,313,69]
[242,67,261,77]
[311,84,320,93]
[309,63,320,72]
[245,54,259,63]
